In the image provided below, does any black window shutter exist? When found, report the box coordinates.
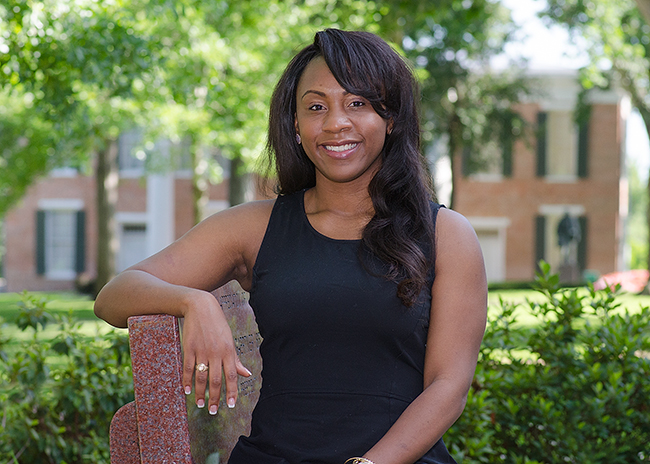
[577,216,588,273]
[36,211,46,275]
[577,115,590,178]
[502,138,513,177]
[501,115,514,177]
[75,210,86,273]
[536,112,547,177]
[535,215,546,272]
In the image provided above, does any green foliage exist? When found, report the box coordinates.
[542,0,649,104]
[0,0,530,211]
[0,219,4,279]
[446,261,650,463]
[0,292,133,464]
[0,91,61,213]
[0,0,174,214]
[12,291,56,337]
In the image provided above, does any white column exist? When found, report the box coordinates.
[146,173,175,257]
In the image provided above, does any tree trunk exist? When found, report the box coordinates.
[448,138,457,210]
[95,139,119,296]
[228,152,247,206]
[447,112,462,210]
[191,143,208,225]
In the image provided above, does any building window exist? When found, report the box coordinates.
[118,129,147,175]
[118,223,148,272]
[36,202,85,280]
[462,117,514,181]
[462,138,513,181]
[537,110,589,180]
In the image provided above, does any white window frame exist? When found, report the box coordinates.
[37,199,84,280]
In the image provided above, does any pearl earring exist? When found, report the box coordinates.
[296,134,301,144]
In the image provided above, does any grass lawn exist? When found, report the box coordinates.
[489,287,650,309]
[1,286,649,342]
[0,291,97,322]
[0,291,123,347]
[0,284,650,334]
[488,287,650,328]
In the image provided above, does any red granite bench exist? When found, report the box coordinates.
[109,281,262,464]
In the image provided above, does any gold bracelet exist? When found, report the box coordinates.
[345,458,376,464]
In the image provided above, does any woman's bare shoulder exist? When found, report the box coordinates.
[436,207,475,234]
[434,207,485,277]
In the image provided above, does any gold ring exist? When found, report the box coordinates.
[196,362,208,373]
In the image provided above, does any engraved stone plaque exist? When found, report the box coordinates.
[184,281,262,464]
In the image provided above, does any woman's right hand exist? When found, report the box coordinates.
[181,290,252,415]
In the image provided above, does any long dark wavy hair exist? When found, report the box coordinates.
[266,29,436,306]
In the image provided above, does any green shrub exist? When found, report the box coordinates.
[0,292,133,464]
[446,262,650,463]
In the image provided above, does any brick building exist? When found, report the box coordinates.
[449,71,629,283]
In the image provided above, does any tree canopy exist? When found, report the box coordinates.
[0,0,183,209]
[542,0,650,133]
[1,0,528,212]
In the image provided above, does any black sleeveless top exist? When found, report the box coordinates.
[228,190,456,464]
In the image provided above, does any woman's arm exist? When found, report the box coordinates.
[362,208,488,464]
[94,199,274,414]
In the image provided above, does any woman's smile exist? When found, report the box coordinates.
[323,142,358,153]
[321,141,360,158]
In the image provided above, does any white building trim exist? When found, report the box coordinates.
[38,198,84,210]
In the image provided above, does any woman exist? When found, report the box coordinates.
[95,29,487,464]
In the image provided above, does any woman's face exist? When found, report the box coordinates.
[295,57,391,188]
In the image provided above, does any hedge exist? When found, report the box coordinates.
[446,262,650,463]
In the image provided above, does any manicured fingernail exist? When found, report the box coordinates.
[244,368,252,376]
[184,386,191,395]
[227,398,235,409]
[209,405,218,415]
[197,399,205,408]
